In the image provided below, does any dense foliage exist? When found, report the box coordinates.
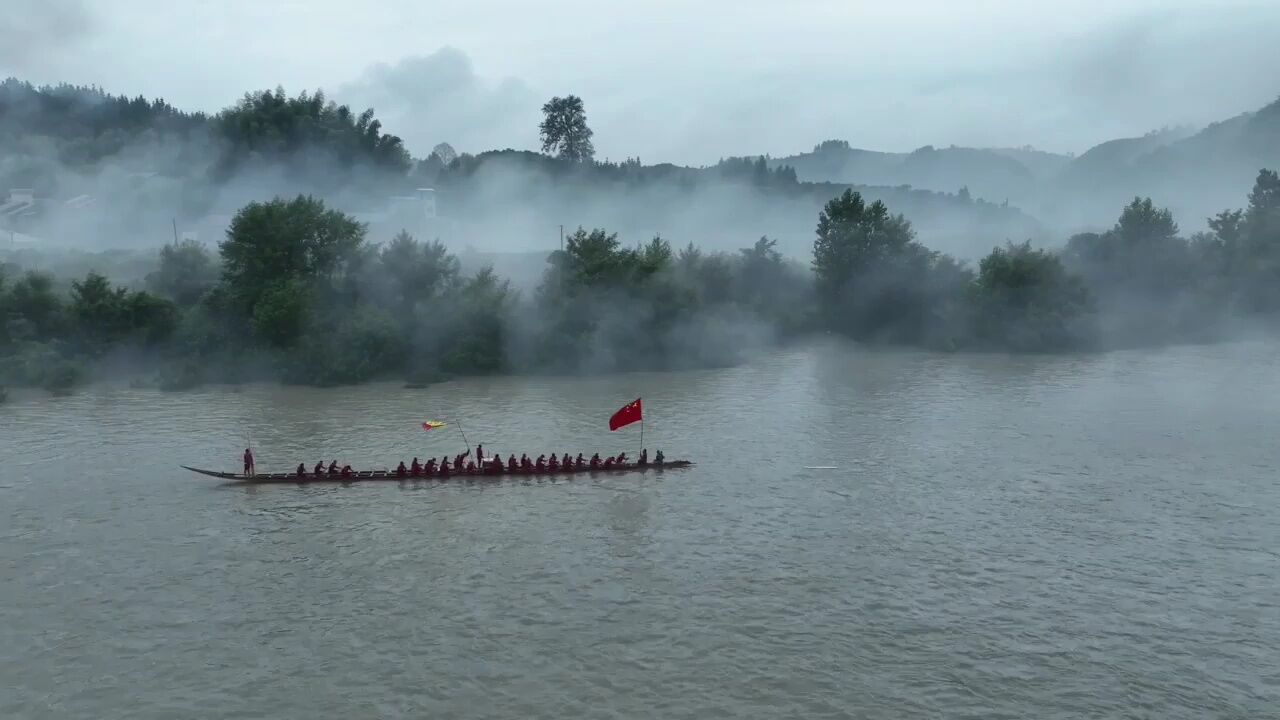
[539,96,595,163]
[0,79,411,200]
[3,77,1280,396]
[2,167,1276,396]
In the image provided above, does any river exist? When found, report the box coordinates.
[2,339,1278,719]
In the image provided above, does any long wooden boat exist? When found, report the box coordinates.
[182,460,692,485]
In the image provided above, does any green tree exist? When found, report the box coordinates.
[1236,168,1280,311]
[439,267,512,375]
[539,95,595,162]
[212,88,411,180]
[250,279,310,348]
[374,230,460,324]
[1244,168,1280,247]
[813,190,915,299]
[1208,209,1245,250]
[146,239,219,306]
[70,272,178,355]
[1114,197,1179,247]
[219,195,367,344]
[70,272,130,355]
[970,241,1094,351]
[812,189,939,341]
[285,305,404,386]
[432,142,458,165]
[6,271,66,342]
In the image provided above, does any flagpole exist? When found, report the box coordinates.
[455,419,471,458]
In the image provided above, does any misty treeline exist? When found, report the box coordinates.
[0,191,807,392]
[3,166,1278,395]
[0,78,1030,264]
[813,167,1280,352]
[0,79,779,205]
[0,78,410,212]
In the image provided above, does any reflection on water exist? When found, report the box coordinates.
[2,339,1279,719]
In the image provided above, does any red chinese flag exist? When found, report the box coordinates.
[609,398,643,431]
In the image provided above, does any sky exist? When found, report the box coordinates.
[4,0,1279,164]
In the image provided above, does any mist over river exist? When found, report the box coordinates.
[2,339,1278,719]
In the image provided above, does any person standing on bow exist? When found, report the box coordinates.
[243,447,255,477]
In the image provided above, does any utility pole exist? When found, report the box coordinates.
[559,224,564,252]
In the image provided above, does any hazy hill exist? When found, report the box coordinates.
[0,79,1043,261]
[770,95,1280,236]
[771,140,1054,208]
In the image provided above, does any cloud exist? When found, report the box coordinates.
[335,47,541,158]
[0,0,92,74]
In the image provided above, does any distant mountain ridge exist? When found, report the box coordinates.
[768,95,1280,234]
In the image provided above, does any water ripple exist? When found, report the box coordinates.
[1,341,1279,718]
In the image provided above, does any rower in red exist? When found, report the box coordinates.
[243,448,255,476]
[508,454,518,473]
[589,453,601,469]
[410,457,421,476]
[548,454,560,471]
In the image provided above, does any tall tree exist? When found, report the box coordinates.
[812,189,951,342]
[1237,168,1280,312]
[1114,197,1179,247]
[219,195,366,346]
[539,96,595,162]
[431,142,458,165]
[1244,168,1280,252]
[812,189,915,306]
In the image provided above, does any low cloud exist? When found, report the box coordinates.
[335,47,541,158]
[0,0,92,74]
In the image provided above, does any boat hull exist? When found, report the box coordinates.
[182,461,692,484]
